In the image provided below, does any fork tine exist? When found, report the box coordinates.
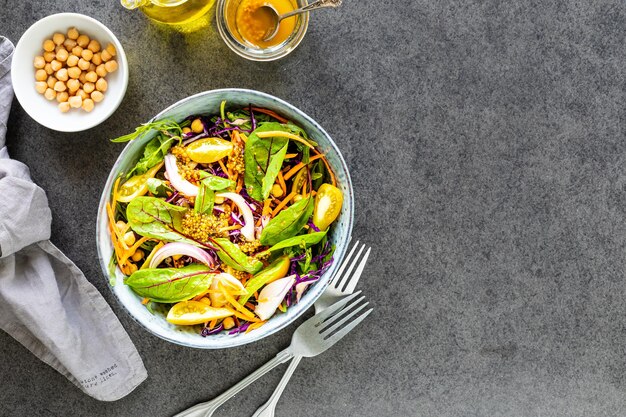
[329,240,360,287]
[320,295,366,328]
[321,300,369,335]
[335,243,365,292]
[321,308,373,348]
[343,247,371,294]
[314,291,362,323]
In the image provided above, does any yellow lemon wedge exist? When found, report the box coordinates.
[166,301,234,325]
[186,137,233,164]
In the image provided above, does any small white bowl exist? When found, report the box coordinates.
[12,13,128,132]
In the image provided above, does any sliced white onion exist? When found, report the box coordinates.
[210,273,246,307]
[295,281,310,303]
[148,242,215,269]
[164,154,199,197]
[216,192,255,241]
[254,275,296,321]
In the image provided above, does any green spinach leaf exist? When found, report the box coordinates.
[195,182,215,215]
[129,134,175,176]
[197,172,236,191]
[260,196,314,246]
[146,177,172,197]
[125,264,215,303]
[244,122,289,201]
[262,231,327,254]
[213,238,264,274]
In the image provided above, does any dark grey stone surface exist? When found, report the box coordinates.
[3,0,626,415]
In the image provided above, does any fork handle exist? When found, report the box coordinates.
[252,356,304,416]
[172,348,293,417]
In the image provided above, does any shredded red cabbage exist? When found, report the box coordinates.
[229,321,251,335]
[201,323,224,336]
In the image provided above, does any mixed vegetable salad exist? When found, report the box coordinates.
[106,102,343,336]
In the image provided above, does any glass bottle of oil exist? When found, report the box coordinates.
[121,0,216,26]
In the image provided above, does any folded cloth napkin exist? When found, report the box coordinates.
[0,36,147,401]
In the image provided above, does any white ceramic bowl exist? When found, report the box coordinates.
[11,13,128,132]
[96,89,354,349]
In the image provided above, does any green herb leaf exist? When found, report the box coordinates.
[264,231,327,253]
[195,182,214,215]
[239,256,290,305]
[260,196,314,246]
[129,135,174,176]
[212,238,264,274]
[111,119,183,143]
[125,264,215,303]
[146,178,172,197]
[244,122,290,201]
[197,172,236,191]
[126,196,208,248]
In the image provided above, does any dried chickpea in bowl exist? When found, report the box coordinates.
[33,27,118,113]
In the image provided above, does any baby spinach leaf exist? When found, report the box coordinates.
[129,134,175,176]
[125,264,215,303]
[111,119,183,143]
[263,231,327,254]
[244,123,289,201]
[126,197,208,248]
[213,238,264,274]
[146,178,172,197]
[195,182,214,215]
[198,172,236,191]
[260,196,314,246]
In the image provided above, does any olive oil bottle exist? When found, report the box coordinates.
[121,0,216,26]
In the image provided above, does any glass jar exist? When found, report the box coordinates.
[216,0,309,61]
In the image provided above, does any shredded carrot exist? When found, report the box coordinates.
[219,282,257,321]
[251,107,288,124]
[220,224,242,232]
[272,192,297,217]
[283,154,325,181]
[256,131,314,149]
[277,170,287,195]
[227,308,260,323]
[218,159,230,179]
[284,153,298,159]
[119,236,150,265]
[246,321,266,333]
[262,199,272,217]
[235,177,243,193]
[208,319,218,330]
[245,302,255,310]
[141,298,150,305]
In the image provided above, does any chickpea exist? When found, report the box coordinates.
[91,52,102,65]
[43,39,55,52]
[44,63,53,75]
[67,66,81,79]
[271,183,283,198]
[104,60,118,73]
[33,56,45,69]
[66,54,79,67]
[95,77,107,92]
[43,51,55,62]
[50,60,62,72]
[35,81,47,94]
[123,232,135,246]
[54,44,65,54]
[87,39,100,53]
[82,98,95,113]
[53,81,66,92]
[95,64,107,78]
[67,78,80,93]
[105,43,117,56]
[116,220,127,232]
[84,71,97,83]
[67,27,79,40]
[77,58,90,70]
[191,118,204,133]
[214,195,225,204]
[81,48,93,61]
[131,249,144,263]
[58,101,71,113]
[91,90,104,103]
[199,297,211,306]
[56,48,69,62]
[76,34,89,48]
[101,49,112,62]
[72,45,83,56]
[182,127,191,134]
[292,194,303,203]
[78,71,87,84]
[76,89,88,100]
[63,38,77,50]
[44,88,56,101]
[222,317,235,330]
[46,76,57,89]
[56,68,68,82]
[83,82,95,94]
[52,33,65,45]
[88,63,96,72]
[56,91,69,103]
[35,69,47,81]
[68,95,82,108]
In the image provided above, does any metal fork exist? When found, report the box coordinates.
[173,291,372,417]
[251,241,371,417]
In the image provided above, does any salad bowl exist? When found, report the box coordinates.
[96,89,353,349]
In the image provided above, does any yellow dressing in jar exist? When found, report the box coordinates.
[235,0,297,48]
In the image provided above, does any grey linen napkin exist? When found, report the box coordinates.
[0,37,147,401]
